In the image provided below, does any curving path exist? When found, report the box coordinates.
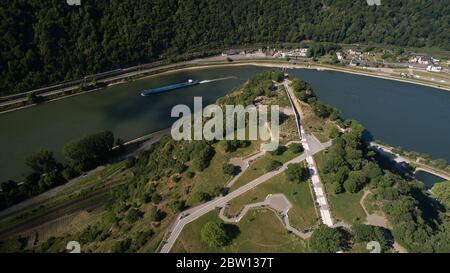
[219,194,313,240]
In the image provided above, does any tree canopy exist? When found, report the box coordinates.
[432,182,450,209]
[201,222,230,248]
[285,163,309,183]
[63,131,115,172]
[2,0,448,95]
[310,225,342,253]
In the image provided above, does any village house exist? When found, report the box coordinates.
[426,64,442,72]
[336,51,347,61]
[347,49,362,56]
[221,49,246,57]
[349,57,361,67]
[409,53,433,65]
[282,48,309,58]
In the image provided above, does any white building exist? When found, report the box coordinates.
[427,64,442,72]
[283,48,309,58]
[349,57,361,67]
[347,49,362,56]
[409,54,433,65]
[336,51,346,61]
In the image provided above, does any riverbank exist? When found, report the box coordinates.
[1,57,449,115]
[0,127,171,223]
[370,142,450,182]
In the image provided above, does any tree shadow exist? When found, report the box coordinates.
[335,227,353,252]
[233,165,242,176]
[224,224,241,243]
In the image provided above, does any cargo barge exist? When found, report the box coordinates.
[141,79,199,96]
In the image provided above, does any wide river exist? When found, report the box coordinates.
[1,65,450,181]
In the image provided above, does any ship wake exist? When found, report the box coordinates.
[199,76,237,84]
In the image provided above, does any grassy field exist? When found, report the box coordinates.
[227,171,317,231]
[279,116,299,144]
[186,145,233,206]
[300,102,334,143]
[230,149,300,191]
[328,192,366,224]
[171,209,309,253]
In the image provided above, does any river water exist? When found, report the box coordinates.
[1,65,449,182]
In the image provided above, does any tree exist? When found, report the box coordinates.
[63,131,114,171]
[352,224,390,252]
[26,150,58,175]
[1,1,449,97]
[25,150,65,192]
[146,207,163,222]
[432,182,450,208]
[285,163,309,182]
[125,209,143,223]
[201,222,229,248]
[265,160,282,172]
[288,143,304,154]
[362,162,383,181]
[343,171,366,193]
[111,238,132,253]
[310,225,342,253]
[192,191,211,203]
[331,182,344,194]
[169,200,186,213]
[151,193,162,204]
[133,231,154,249]
[223,140,250,153]
[222,163,236,176]
[192,143,215,171]
[270,145,286,156]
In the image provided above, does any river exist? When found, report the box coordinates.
[1,65,450,182]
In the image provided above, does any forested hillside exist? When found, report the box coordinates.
[1,0,449,95]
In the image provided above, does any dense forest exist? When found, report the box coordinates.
[1,0,449,95]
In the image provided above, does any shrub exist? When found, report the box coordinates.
[265,160,282,172]
[222,163,236,176]
[133,231,154,249]
[125,209,144,223]
[146,207,163,222]
[192,191,212,203]
[270,145,287,156]
[151,193,162,204]
[111,238,132,253]
[288,143,304,154]
[201,222,230,248]
[169,200,186,213]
